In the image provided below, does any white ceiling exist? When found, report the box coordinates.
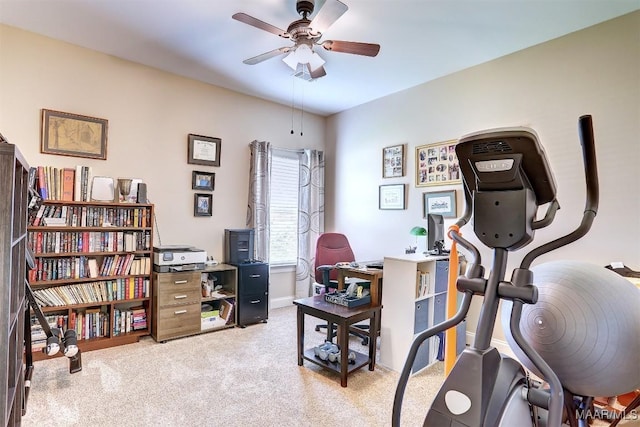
[1,0,638,116]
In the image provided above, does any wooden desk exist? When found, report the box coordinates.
[293,295,381,387]
[335,267,384,306]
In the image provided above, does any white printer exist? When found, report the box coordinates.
[153,245,207,273]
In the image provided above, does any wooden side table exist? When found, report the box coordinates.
[293,295,381,387]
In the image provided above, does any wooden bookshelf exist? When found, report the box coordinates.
[0,143,30,426]
[26,200,154,360]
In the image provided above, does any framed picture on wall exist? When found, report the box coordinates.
[41,109,108,160]
[416,140,461,187]
[382,144,405,178]
[423,190,457,218]
[379,184,406,210]
[194,193,213,216]
[188,134,221,167]
[192,171,215,191]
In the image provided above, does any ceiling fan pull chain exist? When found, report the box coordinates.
[300,84,305,136]
[291,75,296,134]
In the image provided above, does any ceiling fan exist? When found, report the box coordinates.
[232,0,380,81]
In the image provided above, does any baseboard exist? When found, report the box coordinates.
[270,296,294,310]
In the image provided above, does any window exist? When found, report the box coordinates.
[269,150,299,265]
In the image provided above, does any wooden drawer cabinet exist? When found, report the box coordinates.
[152,271,200,342]
[151,264,238,342]
[153,303,201,341]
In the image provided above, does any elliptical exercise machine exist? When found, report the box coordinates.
[393,115,606,427]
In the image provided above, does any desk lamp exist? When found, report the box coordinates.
[410,226,427,254]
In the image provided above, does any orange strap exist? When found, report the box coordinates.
[444,225,460,376]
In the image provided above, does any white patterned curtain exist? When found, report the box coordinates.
[295,149,325,298]
[246,140,271,262]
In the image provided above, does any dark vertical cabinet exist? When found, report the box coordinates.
[225,229,269,327]
[236,262,269,327]
[1,143,29,426]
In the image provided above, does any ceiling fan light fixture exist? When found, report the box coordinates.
[283,44,325,72]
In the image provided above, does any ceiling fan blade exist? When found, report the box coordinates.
[321,40,380,57]
[309,0,348,35]
[309,65,327,80]
[243,47,292,65]
[232,12,289,38]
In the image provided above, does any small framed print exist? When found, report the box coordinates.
[423,190,457,218]
[383,144,405,178]
[188,134,221,167]
[41,109,108,160]
[194,193,213,217]
[379,184,406,210]
[416,140,461,187]
[192,171,215,191]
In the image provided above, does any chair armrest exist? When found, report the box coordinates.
[316,265,337,289]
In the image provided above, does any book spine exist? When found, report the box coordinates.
[62,168,75,201]
[37,166,48,200]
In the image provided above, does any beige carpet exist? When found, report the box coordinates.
[22,305,443,427]
[22,305,638,427]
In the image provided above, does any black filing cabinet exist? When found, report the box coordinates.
[236,262,269,327]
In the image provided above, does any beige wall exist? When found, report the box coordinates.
[326,11,640,341]
[0,24,326,307]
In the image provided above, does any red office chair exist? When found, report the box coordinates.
[314,233,370,345]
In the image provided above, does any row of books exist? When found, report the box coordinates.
[31,165,93,202]
[30,306,149,350]
[29,309,108,345]
[28,230,151,255]
[416,271,434,298]
[32,277,150,307]
[70,308,109,340]
[30,315,60,351]
[114,306,147,336]
[30,204,151,228]
[28,255,151,283]
[93,253,151,278]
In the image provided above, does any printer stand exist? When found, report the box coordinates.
[151,264,238,342]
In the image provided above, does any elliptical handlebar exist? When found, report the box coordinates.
[520,115,599,270]
[509,115,599,426]
[579,115,599,215]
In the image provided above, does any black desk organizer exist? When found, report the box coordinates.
[324,291,371,308]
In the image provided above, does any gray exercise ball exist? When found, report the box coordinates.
[501,260,640,397]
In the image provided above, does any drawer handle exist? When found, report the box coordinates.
[174,295,187,299]
[249,274,261,278]
[174,280,188,284]
[174,309,187,315]
[250,300,261,304]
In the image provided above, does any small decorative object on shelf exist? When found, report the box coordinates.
[117,178,132,203]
